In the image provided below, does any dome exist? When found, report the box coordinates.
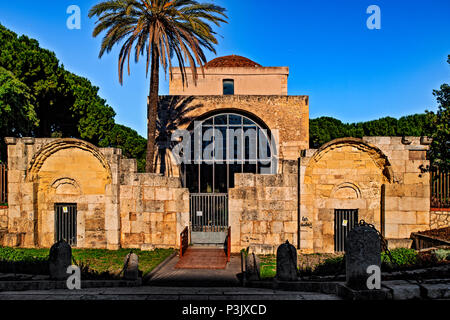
[204,55,262,68]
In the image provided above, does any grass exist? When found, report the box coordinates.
[257,248,450,279]
[259,255,276,279]
[0,246,175,277]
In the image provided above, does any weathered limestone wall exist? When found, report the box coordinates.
[4,137,120,249]
[301,139,391,253]
[430,210,450,229]
[0,207,7,229]
[0,207,7,243]
[300,137,430,253]
[2,137,188,250]
[159,95,309,163]
[119,159,189,250]
[364,137,430,241]
[229,161,298,254]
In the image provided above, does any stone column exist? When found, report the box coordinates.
[103,148,122,250]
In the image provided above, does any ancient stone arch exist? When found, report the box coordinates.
[50,177,81,196]
[303,137,394,252]
[310,137,393,182]
[26,138,112,182]
[331,182,362,199]
[24,138,113,248]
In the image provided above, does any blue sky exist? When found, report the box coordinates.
[0,0,449,137]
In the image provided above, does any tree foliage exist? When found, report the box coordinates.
[426,55,450,170]
[99,124,147,172]
[89,0,227,172]
[0,23,146,170]
[309,113,433,149]
[0,67,38,139]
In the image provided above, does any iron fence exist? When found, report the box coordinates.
[430,168,449,208]
[190,193,228,232]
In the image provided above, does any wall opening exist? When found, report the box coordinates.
[223,79,234,95]
[334,209,358,252]
[54,203,77,246]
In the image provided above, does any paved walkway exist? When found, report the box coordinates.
[175,248,228,269]
[147,252,242,287]
[0,286,341,300]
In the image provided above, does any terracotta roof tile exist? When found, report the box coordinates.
[204,55,262,68]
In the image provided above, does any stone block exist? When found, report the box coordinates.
[283,221,297,233]
[143,187,155,200]
[385,211,417,225]
[270,221,283,233]
[143,200,165,213]
[253,221,267,234]
[241,220,253,234]
[398,197,429,212]
[403,173,427,185]
[154,187,173,201]
[416,211,429,225]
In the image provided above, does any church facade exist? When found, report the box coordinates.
[0,55,432,253]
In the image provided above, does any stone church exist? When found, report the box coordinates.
[0,55,432,253]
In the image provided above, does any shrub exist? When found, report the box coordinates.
[381,248,418,267]
[433,249,450,261]
[313,255,345,276]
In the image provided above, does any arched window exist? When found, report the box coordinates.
[223,79,234,95]
[182,113,276,193]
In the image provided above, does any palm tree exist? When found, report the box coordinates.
[89,0,227,172]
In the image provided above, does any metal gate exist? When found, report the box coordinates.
[334,209,358,252]
[54,203,77,246]
[189,193,228,244]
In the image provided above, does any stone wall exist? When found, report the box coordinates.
[300,137,431,253]
[119,159,189,250]
[159,95,309,163]
[364,137,430,240]
[2,137,188,250]
[4,138,119,248]
[430,209,450,229]
[229,161,298,254]
[1,135,433,253]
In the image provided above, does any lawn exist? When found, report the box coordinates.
[0,246,175,278]
[258,248,450,279]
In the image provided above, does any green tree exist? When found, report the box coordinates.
[426,55,450,170]
[309,113,433,149]
[89,0,227,172]
[0,67,38,158]
[99,124,147,172]
[63,71,116,145]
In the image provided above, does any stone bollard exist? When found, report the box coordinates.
[49,240,72,280]
[276,240,298,281]
[123,252,139,280]
[245,252,261,281]
[345,223,381,290]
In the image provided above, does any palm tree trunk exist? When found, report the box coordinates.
[146,45,159,172]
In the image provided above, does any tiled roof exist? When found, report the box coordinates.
[204,55,262,68]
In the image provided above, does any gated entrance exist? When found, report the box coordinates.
[54,203,77,246]
[190,193,228,244]
[181,112,277,245]
[334,209,358,252]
